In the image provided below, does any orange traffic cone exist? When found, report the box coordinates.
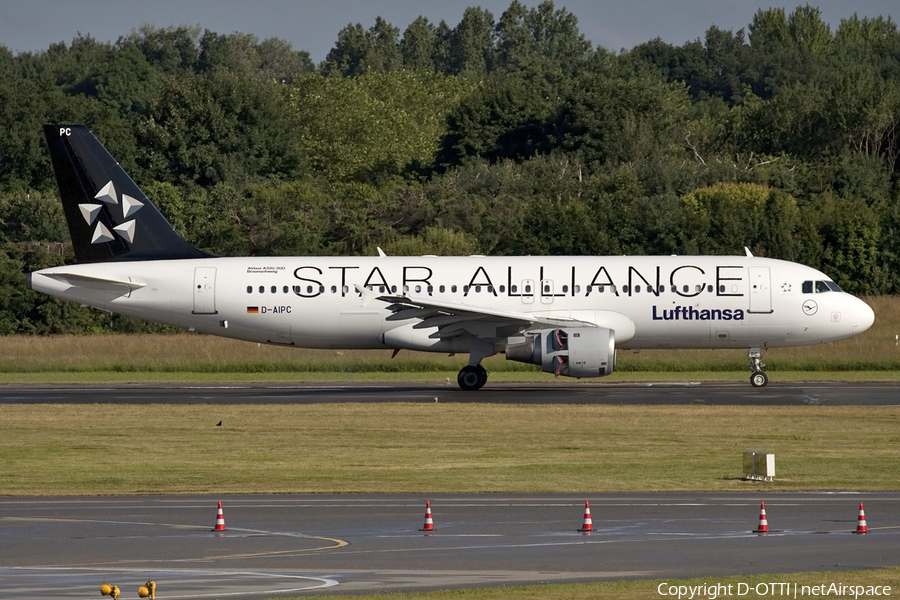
[578,501,594,532]
[420,501,434,531]
[753,501,769,534]
[212,501,226,531]
[854,502,868,534]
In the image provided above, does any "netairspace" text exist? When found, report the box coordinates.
[657,582,891,599]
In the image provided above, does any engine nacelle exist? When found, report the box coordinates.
[505,326,616,378]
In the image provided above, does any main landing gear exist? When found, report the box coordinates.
[749,347,768,387]
[458,365,488,391]
[457,341,493,391]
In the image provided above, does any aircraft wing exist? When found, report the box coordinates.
[374,292,595,342]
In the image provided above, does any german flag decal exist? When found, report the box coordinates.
[247,306,259,314]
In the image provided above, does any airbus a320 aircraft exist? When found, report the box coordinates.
[28,125,875,390]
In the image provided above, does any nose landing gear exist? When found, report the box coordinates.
[749,348,768,387]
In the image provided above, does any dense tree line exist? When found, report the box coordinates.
[0,2,898,334]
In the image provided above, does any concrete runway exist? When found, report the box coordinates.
[1,381,900,405]
[2,493,899,599]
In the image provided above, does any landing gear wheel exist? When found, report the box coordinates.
[750,371,768,388]
[458,365,488,391]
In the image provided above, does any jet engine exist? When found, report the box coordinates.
[505,326,616,378]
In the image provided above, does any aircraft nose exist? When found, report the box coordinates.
[850,296,875,334]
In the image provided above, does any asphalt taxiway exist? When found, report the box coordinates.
[2,493,898,599]
[1,381,900,405]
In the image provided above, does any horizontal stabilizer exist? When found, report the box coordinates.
[43,272,146,291]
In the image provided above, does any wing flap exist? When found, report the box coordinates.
[374,293,597,342]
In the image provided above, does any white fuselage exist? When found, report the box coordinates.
[29,255,875,354]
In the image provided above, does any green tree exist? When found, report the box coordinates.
[681,182,801,259]
[198,31,260,73]
[448,7,495,76]
[290,71,473,182]
[810,192,881,293]
[256,37,314,82]
[321,17,401,76]
[139,69,304,187]
[74,42,160,115]
[495,0,591,75]
[558,74,691,169]
[381,226,479,256]
[438,71,561,165]
[121,24,201,74]
[401,16,437,71]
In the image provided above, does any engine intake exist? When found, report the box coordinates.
[506,326,616,378]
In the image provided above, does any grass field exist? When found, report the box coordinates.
[3,403,899,495]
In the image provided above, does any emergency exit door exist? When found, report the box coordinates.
[192,267,217,314]
[748,266,772,314]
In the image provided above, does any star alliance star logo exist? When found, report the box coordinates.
[781,282,792,293]
[79,180,143,244]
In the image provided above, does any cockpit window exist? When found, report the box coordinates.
[803,280,843,294]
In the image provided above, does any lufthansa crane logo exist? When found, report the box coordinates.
[79,180,143,244]
[802,300,818,315]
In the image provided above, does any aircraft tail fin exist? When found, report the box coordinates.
[43,124,211,263]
